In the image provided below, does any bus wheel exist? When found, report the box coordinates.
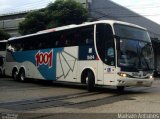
[117,86,125,91]
[12,69,18,81]
[87,71,95,92]
[18,69,26,82]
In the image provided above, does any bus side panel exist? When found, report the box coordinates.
[56,47,78,82]
[5,51,18,77]
[78,61,98,84]
[4,62,14,76]
[5,48,64,80]
[97,61,104,85]
[78,46,98,84]
[4,61,45,79]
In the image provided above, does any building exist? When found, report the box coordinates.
[0,0,160,70]
[77,0,160,70]
[0,12,27,37]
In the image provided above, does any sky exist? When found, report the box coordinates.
[0,0,160,24]
[0,0,54,14]
[111,0,160,24]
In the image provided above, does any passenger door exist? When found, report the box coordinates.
[96,24,116,85]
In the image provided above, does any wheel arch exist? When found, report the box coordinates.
[19,66,26,73]
[19,66,26,76]
[12,66,19,76]
[80,67,96,84]
[12,66,19,79]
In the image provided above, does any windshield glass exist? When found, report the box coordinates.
[118,39,154,71]
[114,24,154,72]
[114,24,150,42]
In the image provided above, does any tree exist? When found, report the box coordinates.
[0,29,10,40]
[18,0,89,35]
[19,11,49,35]
[46,0,88,28]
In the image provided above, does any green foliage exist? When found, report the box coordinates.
[46,0,88,27]
[19,11,49,35]
[19,0,89,35]
[0,29,10,40]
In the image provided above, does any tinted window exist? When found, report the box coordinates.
[114,24,150,42]
[8,25,94,51]
[96,24,115,66]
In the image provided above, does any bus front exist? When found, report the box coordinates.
[114,24,154,87]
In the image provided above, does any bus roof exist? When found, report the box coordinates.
[8,20,147,41]
[0,40,7,43]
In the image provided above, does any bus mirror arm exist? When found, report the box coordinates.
[113,35,120,40]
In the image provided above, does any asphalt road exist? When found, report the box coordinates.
[0,78,160,119]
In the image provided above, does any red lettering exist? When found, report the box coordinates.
[44,54,48,64]
[48,51,53,68]
[35,50,53,68]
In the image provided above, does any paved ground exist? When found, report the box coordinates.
[0,78,160,119]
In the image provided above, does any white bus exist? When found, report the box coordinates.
[0,40,7,77]
[5,20,154,91]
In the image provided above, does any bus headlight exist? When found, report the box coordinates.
[118,72,127,77]
[149,76,153,79]
[118,72,133,78]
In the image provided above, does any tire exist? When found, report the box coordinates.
[18,69,26,82]
[87,71,95,92]
[117,86,125,91]
[3,70,5,77]
[12,69,18,81]
[0,70,2,78]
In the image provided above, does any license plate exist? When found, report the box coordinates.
[137,81,143,85]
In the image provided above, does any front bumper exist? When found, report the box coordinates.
[117,78,154,87]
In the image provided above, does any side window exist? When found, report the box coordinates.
[47,25,94,48]
[36,35,46,49]
[23,37,35,51]
[66,29,78,47]
[79,25,94,46]
[47,32,61,48]
[96,24,115,66]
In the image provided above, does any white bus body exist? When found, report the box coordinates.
[5,20,154,91]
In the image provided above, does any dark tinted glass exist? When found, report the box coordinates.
[8,25,94,51]
[96,23,115,66]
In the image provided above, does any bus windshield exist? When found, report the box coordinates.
[114,24,154,72]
